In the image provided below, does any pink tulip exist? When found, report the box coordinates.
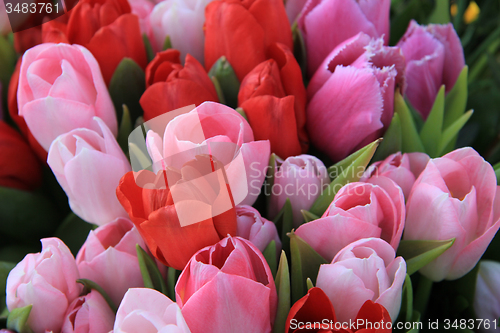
[285,0,307,25]
[306,33,405,162]
[361,152,430,198]
[316,238,406,323]
[47,117,131,226]
[76,218,146,306]
[175,236,277,333]
[474,261,500,332]
[268,154,329,228]
[114,288,191,332]
[298,0,390,76]
[17,43,117,151]
[128,0,155,37]
[404,147,500,281]
[296,177,405,262]
[236,205,281,255]
[397,21,465,119]
[61,290,115,333]
[6,238,81,333]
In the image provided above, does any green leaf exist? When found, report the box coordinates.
[289,230,328,303]
[397,239,455,275]
[273,251,291,333]
[142,34,155,63]
[419,85,445,157]
[394,92,426,154]
[118,105,133,155]
[136,245,168,295]
[373,113,402,162]
[402,274,413,323]
[437,110,473,156]
[109,58,146,124]
[0,262,15,314]
[406,311,421,332]
[306,278,314,290]
[7,305,33,333]
[310,139,381,216]
[207,57,240,108]
[273,199,294,257]
[163,35,172,50]
[427,0,450,24]
[494,162,500,185]
[167,267,177,301]
[444,66,468,128]
[0,35,17,108]
[77,279,117,313]
[210,76,226,105]
[292,22,307,78]
[54,213,94,256]
[301,210,319,223]
[263,240,277,278]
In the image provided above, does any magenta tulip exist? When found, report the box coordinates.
[236,205,281,254]
[404,147,500,281]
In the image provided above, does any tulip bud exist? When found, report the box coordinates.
[236,205,281,255]
[208,56,240,108]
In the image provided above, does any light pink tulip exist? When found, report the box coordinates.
[149,0,213,64]
[296,177,405,262]
[236,205,281,255]
[474,260,500,332]
[175,236,277,333]
[298,0,391,76]
[6,238,81,333]
[268,154,329,228]
[404,147,500,281]
[61,290,115,333]
[47,117,131,226]
[17,43,117,151]
[129,0,155,37]
[316,238,406,323]
[361,152,430,198]
[76,218,146,306]
[306,33,405,162]
[114,288,190,333]
[397,21,465,119]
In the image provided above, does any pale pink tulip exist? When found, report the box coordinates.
[298,0,391,76]
[129,0,155,37]
[17,43,117,151]
[76,218,146,306]
[268,154,329,228]
[306,33,405,161]
[397,21,465,119]
[404,147,500,281]
[6,238,81,333]
[316,238,406,323]
[47,117,131,226]
[114,288,191,333]
[474,260,500,332]
[296,177,405,262]
[61,290,115,333]
[236,205,281,255]
[175,236,277,333]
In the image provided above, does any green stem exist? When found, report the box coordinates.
[414,275,433,317]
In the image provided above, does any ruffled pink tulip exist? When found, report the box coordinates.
[298,0,390,76]
[397,21,465,119]
[17,43,117,151]
[306,33,405,161]
[236,205,281,254]
[404,147,500,281]
[76,218,146,306]
[316,238,406,323]
[61,290,115,333]
[296,177,405,262]
[6,238,81,333]
[361,152,430,198]
[268,154,329,228]
[47,117,131,226]
[114,288,191,333]
[175,236,277,333]
[474,260,500,332]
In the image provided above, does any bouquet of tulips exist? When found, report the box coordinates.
[0,0,500,332]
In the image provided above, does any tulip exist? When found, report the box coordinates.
[0,120,42,191]
[204,0,293,81]
[316,238,406,323]
[61,290,115,333]
[6,238,81,333]
[306,33,405,162]
[47,117,130,226]
[114,288,191,332]
[128,0,155,37]
[268,154,329,228]
[238,43,308,157]
[140,49,218,121]
[175,236,277,333]
[361,152,430,198]
[474,260,500,332]
[236,205,281,255]
[149,0,213,64]
[403,147,500,281]
[397,21,465,119]
[76,218,146,306]
[17,43,117,152]
[296,177,405,261]
[298,0,390,76]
